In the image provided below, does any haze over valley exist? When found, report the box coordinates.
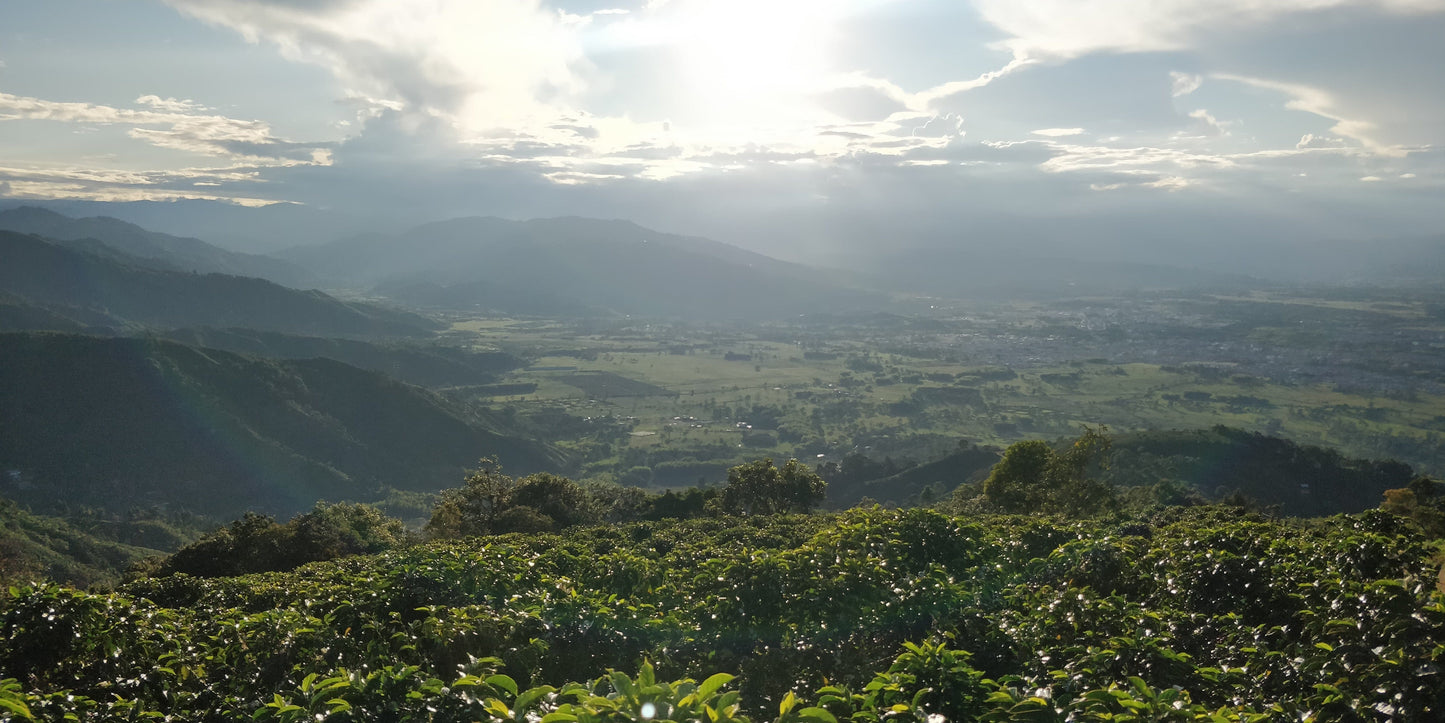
[2,1,1445,719]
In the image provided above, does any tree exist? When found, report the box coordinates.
[291,502,411,561]
[511,472,595,528]
[1381,476,1445,536]
[982,427,1116,517]
[425,457,516,539]
[718,458,827,516]
[151,502,411,578]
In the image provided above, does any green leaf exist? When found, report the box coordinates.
[611,671,637,700]
[487,675,520,697]
[797,707,838,723]
[696,673,734,701]
[780,691,798,717]
[516,685,556,712]
[0,698,33,720]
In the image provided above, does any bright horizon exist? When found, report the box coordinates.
[1,0,1443,263]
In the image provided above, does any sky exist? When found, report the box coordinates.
[0,0,1442,263]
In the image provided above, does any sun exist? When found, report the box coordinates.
[672,0,835,125]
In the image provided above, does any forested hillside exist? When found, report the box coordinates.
[0,231,435,337]
[0,333,560,519]
[157,327,525,388]
[0,207,312,287]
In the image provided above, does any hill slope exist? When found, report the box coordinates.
[157,327,525,388]
[0,206,312,287]
[0,230,437,337]
[0,498,165,588]
[1103,426,1415,516]
[284,216,880,319]
[0,333,561,519]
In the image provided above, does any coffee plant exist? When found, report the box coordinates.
[1,507,1441,721]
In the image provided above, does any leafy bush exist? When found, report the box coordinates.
[149,502,412,578]
[2,507,1442,720]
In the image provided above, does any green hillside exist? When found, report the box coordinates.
[0,333,562,519]
[0,231,436,337]
[0,499,165,589]
[1102,426,1416,516]
[0,207,312,287]
[829,428,1417,515]
[157,327,524,388]
[1,508,1440,719]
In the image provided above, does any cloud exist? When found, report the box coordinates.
[812,76,912,121]
[1186,109,1231,136]
[161,0,589,131]
[0,92,331,164]
[910,114,966,138]
[135,95,209,113]
[1212,73,1402,155]
[970,0,1445,61]
[0,163,282,205]
[1297,133,1348,149]
[1170,71,1203,97]
[911,57,1036,108]
[1032,128,1084,137]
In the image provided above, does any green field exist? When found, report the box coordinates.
[440,317,1445,483]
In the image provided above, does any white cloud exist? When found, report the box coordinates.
[911,57,1035,108]
[0,92,331,165]
[0,162,282,205]
[1297,133,1348,149]
[161,0,589,132]
[1170,71,1203,97]
[1186,109,1231,136]
[135,95,208,113]
[1214,73,1404,156]
[1032,127,1084,137]
[970,0,1445,61]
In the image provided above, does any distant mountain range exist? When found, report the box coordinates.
[0,230,437,337]
[0,333,562,519]
[281,216,882,319]
[6,197,1445,290]
[0,206,312,287]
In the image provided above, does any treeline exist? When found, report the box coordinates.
[129,427,1444,582]
[140,458,826,579]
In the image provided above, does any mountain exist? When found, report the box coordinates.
[282,216,881,319]
[157,327,525,388]
[0,206,313,287]
[0,333,562,520]
[0,198,402,254]
[0,498,165,588]
[0,230,438,337]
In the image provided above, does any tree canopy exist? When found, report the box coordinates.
[718,458,827,516]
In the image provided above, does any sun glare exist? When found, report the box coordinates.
[673,0,834,124]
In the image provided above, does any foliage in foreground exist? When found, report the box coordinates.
[1,507,1442,721]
